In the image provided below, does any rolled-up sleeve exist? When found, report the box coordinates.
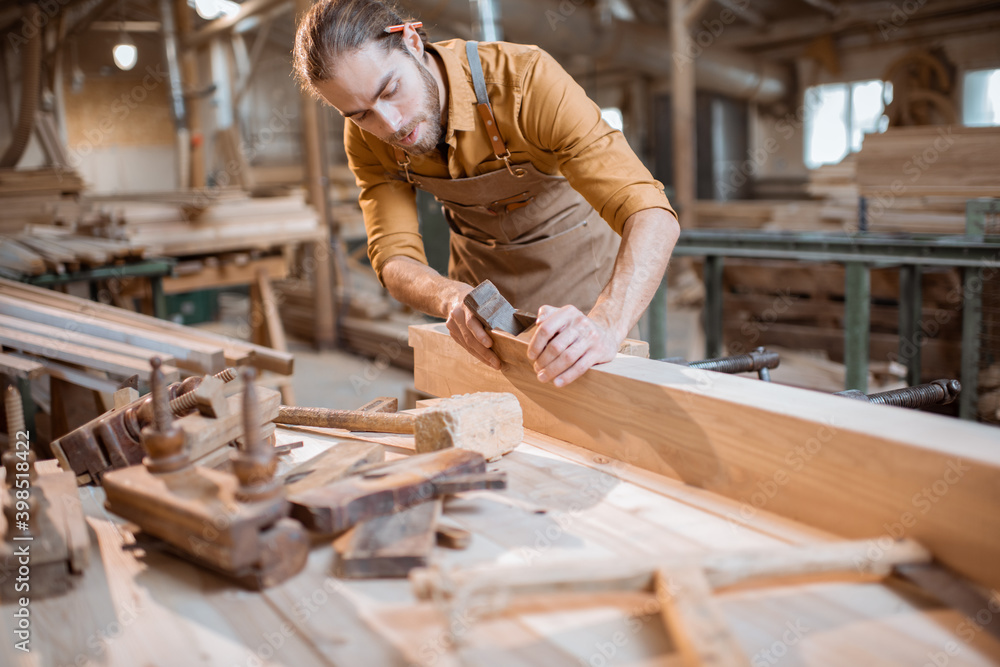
[518,51,676,234]
[345,122,428,284]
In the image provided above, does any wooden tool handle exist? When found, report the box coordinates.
[275,406,416,433]
[409,538,933,601]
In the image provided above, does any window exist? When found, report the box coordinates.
[804,80,889,168]
[963,69,1000,127]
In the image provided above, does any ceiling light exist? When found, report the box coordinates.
[192,0,240,20]
[113,31,137,71]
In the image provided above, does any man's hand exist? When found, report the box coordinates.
[445,291,501,370]
[526,305,619,387]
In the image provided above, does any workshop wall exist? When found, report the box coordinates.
[60,31,177,193]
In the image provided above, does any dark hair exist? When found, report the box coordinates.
[293,0,427,96]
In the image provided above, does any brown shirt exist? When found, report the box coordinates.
[345,38,676,283]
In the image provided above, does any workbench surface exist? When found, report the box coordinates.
[4,425,999,666]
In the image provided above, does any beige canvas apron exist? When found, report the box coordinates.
[391,41,621,316]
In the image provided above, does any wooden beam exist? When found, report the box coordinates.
[670,0,696,221]
[162,254,287,295]
[12,353,123,394]
[800,0,841,16]
[655,567,749,667]
[183,0,287,50]
[684,0,715,27]
[409,323,1000,590]
[0,293,225,373]
[0,279,293,374]
[296,0,337,350]
[715,0,765,27]
[175,0,205,187]
[0,351,44,380]
[718,0,999,49]
[0,324,179,382]
[0,314,177,367]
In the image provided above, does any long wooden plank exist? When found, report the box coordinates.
[11,353,123,394]
[0,278,292,374]
[0,314,177,366]
[161,254,287,294]
[0,293,225,373]
[0,324,177,382]
[0,351,44,379]
[409,323,1000,590]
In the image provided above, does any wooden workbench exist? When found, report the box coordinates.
[3,422,999,666]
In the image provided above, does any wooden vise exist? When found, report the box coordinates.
[103,361,307,590]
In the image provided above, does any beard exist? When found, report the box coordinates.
[388,54,443,156]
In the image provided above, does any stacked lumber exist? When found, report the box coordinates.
[95,192,326,257]
[855,125,1000,197]
[808,155,860,230]
[0,195,86,231]
[0,167,86,197]
[849,125,1000,234]
[693,126,1000,234]
[250,164,365,239]
[0,277,293,381]
[250,164,362,203]
[690,199,842,232]
[0,227,148,277]
[716,259,964,382]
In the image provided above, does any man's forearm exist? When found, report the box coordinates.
[380,256,471,319]
[588,208,680,341]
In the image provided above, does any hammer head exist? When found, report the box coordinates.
[414,392,523,462]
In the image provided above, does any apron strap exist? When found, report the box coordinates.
[393,41,525,180]
[466,41,525,178]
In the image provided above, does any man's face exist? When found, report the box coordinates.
[315,41,443,156]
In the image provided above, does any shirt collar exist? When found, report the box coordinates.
[427,40,476,142]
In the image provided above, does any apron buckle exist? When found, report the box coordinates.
[499,150,526,178]
[395,150,415,184]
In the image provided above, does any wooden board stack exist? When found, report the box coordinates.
[855,125,1000,198]
[692,126,1000,234]
[0,167,85,198]
[0,168,91,252]
[93,191,326,257]
[0,228,148,277]
[690,199,850,232]
[0,276,293,388]
[718,259,964,383]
